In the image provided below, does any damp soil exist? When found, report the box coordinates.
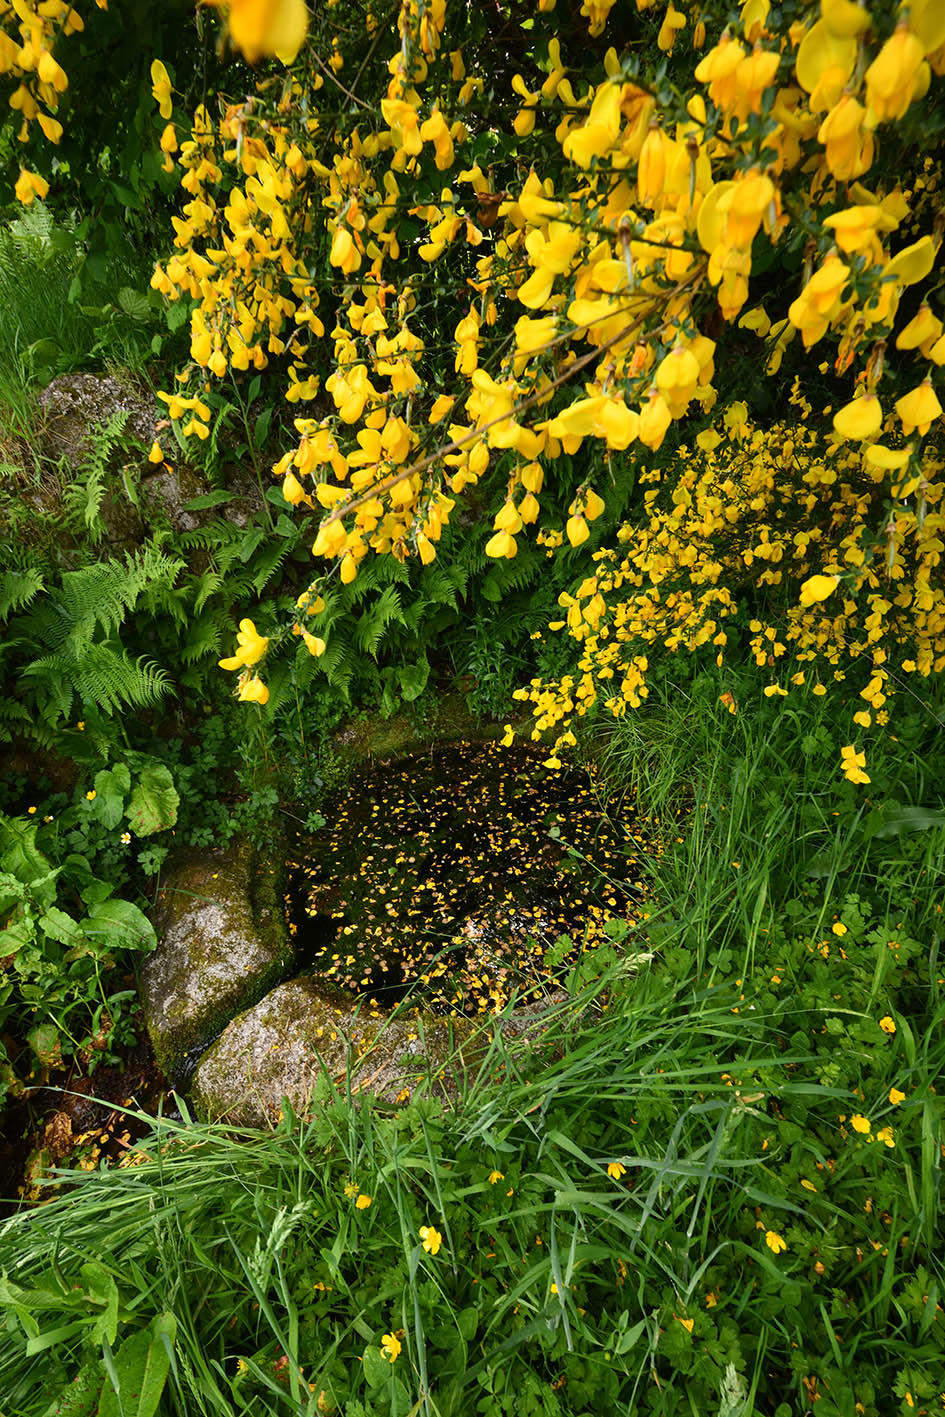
[0,1029,171,1217]
[286,739,650,1016]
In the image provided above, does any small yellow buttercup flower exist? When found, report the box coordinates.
[831,922,848,936]
[355,1193,372,1209]
[488,1170,504,1184]
[419,1225,442,1255]
[878,1015,896,1034]
[850,1114,871,1135]
[380,1332,401,1363]
[606,1161,627,1179]
[86,790,97,801]
[765,1231,787,1254]
[840,745,870,785]
[889,1087,905,1105]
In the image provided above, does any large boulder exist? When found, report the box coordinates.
[141,838,290,1080]
[37,371,155,467]
[190,976,567,1126]
[189,977,464,1125]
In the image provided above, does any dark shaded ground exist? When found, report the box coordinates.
[0,1030,169,1215]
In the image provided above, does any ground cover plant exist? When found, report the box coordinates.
[1,677,943,1415]
[0,0,943,1414]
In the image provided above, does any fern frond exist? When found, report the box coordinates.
[354,584,403,658]
[181,609,230,664]
[250,540,290,594]
[0,568,44,621]
[62,409,128,542]
[319,633,355,698]
[71,644,171,714]
[193,569,224,613]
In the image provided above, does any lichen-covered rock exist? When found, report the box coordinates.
[141,838,289,1079]
[38,371,156,467]
[140,461,263,534]
[190,977,473,1125]
[189,976,568,1126]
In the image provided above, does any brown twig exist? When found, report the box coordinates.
[320,265,704,527]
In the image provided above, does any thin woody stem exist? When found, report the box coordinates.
[319,266,704,528]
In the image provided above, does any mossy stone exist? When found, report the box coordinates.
[141,838,290,1079]
[189,977,468,1125]
[190,974,567,1126]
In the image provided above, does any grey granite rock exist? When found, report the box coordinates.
[190,975,568,1126]
[189,976,465,1125]
[141,838,289,1078]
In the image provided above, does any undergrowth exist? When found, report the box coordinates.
[0,668,942,1417]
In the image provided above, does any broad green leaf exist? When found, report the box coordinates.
[84,899,156,952]
[125,765,179,836]
[181,490,235,511]
[0,870,27,916]
[98,1315,177,1417]
[398,657,430,702]
[92,764,132,830]
[81,1262,120,1346]
[0,818,55,901]
[40,1359,105,1417]
[117,286,151,320]
[27,1023,62,1068]
[362,1345,395,1389]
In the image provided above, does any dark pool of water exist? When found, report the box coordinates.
[286,740,649,1015]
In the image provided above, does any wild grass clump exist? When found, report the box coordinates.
[2,667,943,1416]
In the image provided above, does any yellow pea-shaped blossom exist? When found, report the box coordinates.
[562,80,622,166]
[821,205,881,254]
[865,444,911,470]
[655,346,700,412]
[895,305,942,351]
[821,0,869,38]
[639,393,672,450]
[14,169,49,205]
[330,227,361,275]
[150,60,173,119]
[694,33,746,113]
[796,20,856,96]
[219,618,269,670]
[584,488,605,520]
[895,380,942,436]
[865,22,924,121]
[38,50,68,92]
[817,94,871,180]
[224,0,308,63]
[637,125,667,206]
[657,3,686,52]
[833,394,882,441]
[799,574,839,606]
[38,113,63,144]
[237,674,269,705]
[485,530,517,558]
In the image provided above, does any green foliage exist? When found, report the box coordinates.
[1,673,942,1415]
[0,207,158,395]
[0,804,156,1108]
[2,547,180,741]
[61,409,128,543]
